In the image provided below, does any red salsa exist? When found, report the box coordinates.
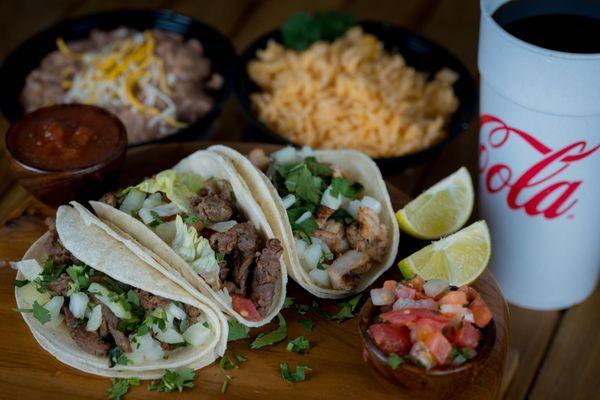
[7,104,126,171]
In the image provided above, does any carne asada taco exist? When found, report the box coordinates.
[209,145,399,299]
[90,150,287,327]
[14,204,227,379]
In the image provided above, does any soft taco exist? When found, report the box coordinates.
[209,145,399,299]
[90,150,287,327]
[14,204,227,379]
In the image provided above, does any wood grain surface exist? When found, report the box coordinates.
[0,141,507,400]
[0,2,597,400]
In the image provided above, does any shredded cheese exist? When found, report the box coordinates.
[56,31,187,129]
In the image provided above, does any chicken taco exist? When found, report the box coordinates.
[14,204,227,379]
[209,145,399,299]
[90,150,287,327]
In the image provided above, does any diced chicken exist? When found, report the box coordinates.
[312,220,350,255]
[346,207,389,262]
[315,205,334,228]
[328,250,371,290]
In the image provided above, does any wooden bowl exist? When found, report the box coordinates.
[358,297,496,398]
[5,104,127,207]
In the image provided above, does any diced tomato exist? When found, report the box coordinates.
[439,290,468,305]
[395,284,417,300]
[367,323,412,355]
[414,318,448,343]
[231,295,261,321]
[383,280,398,292]
[380,308,450,326]
[469,296,493,328]
[425,331,453,365]
[453,321,481,349]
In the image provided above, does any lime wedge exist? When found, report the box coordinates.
[396,167,474,239]
[398,221,491,286]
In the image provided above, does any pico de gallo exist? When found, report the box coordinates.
[367,277,493,370]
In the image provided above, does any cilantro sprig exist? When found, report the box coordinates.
[279,362,312,383]
[250,314,287,349]
[106,378,140,400]
[331,294,363,323]
[228,319,250,341]
[286,336,310,354]
[148,369,195,393]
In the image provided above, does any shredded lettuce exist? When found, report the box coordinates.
[126,170,203,213]
[171,216,220,287]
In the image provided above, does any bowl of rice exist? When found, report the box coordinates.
[236,19,476,170]
[0,9,236,146]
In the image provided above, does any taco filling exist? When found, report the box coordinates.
[100,169,282,321]
[14,223,212,366]
[248,146,389,290]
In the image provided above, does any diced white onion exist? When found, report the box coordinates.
[295,211,312,225]
[271,146,299,165]
[166,303,187,321]
[153,325,185,344]
[16,282,51,306]
[88,283,131,319]
[311,236,332,254]
[462,347,477,360]
[183,321,211,346]
[344,200,362,219]
[295,238,308,255]
[129,333,164,364]
[150,202,182,217]
[440,304,464,314]
[14,259,43,281]
[155,221,177,243]
[179,318,190,333]
[424,279,450,298]
[86,304,103,332]
[282,194,296,209]
[142,192,163,209]
[304,243,322,270]
[360,196,382,214]
[321,186,342,210]
[44,296,65,329]
[370,288,395,306]
[410,342,435,370]
[119,189,146,214]
[393,298,438,311]
[309,268,330,288]
[209,220,238,233]
[138,208,154,224]
[69,292,89,319]
[297,145,315,159]
[451,354,467,366]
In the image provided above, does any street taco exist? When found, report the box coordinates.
[14,204,227,379]
[91,150,287,327]
[209,145,399,299]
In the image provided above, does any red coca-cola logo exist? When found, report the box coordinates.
[479,114,599,219]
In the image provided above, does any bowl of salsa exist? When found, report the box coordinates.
[5,104,127,206]
[358,277,495,398]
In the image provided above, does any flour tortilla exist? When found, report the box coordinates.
[14,204,228,379]
[209,145,400,299]
[91,150,287,327]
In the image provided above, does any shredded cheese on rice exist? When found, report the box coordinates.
[248,27,459,158]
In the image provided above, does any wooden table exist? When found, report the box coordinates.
[0,1,597,400]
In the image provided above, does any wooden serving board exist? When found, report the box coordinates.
[0,142,509,400]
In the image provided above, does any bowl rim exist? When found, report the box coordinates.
[0,8,237,147]
[5,104,128,175]
[234,19,477,164]
[357,296,496,377]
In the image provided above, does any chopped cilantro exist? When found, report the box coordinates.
[219,355,238,371]
[330,177,363,199]
[295,303,311,315]
[331,294,363,323]
[331,208,356,225]
[279,362,312,383]
[281,11,356,50]
[304,156,332,176]
[147,211,165,228]
[108,347,129,368]
[311,300,332,320]
[14,279,29,288]
[284,164,324,204]
[148,368,195,393]
[250,314,287,349]
[126,290,140,307]
[316,251,333,270]
[66,265,92,295]
[298,318,314,333]
[183,214,201,224]
[283,296,295,309]
[228,319,249,341]
[221,375,232,394]
[14,300,51,325]
[387,353,406,370]
[286,336,310,354]
[234,353,247,364]
[106,377,140,400]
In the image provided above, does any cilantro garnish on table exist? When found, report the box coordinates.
[332,293,363,323]
[148,368,196,393]
[250,313,287,349]
[287,336,311,354]
[106,378,140,400]
[281,11,357,51]
[228,319,250,341]
[298,318,314,332]
[279,362,312,383]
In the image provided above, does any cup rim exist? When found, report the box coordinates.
[480,0,600,61]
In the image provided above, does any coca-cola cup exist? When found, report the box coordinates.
[478,0,600,309]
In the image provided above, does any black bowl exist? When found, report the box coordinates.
[0,9,236,146]
[235,20,477,172]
